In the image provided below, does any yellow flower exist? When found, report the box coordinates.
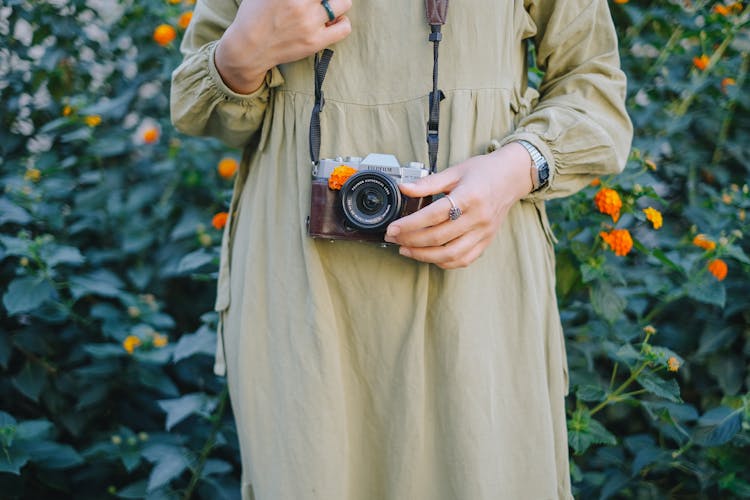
[693,234,716,251]
[644,159,657,171]
[708,258,728,281]
[667,356,680,372]
[594,187,622,222]
[123,335,142,354]
[85,115,102,127]
[63,105,73,116]
[600,229,634,256]
[153,334,169,348]
[24,168,41,182]
[642,207,663,229]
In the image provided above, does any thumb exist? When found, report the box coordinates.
[399,166,461,198]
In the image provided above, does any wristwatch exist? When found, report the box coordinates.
[516,140,549,192]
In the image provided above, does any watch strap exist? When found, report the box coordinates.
[516,140,549,192]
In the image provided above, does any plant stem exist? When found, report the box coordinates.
[711,52,750,165]
[182,385,230,500]
[591,361,649,416]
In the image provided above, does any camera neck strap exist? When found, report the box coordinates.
[309,0,450,173]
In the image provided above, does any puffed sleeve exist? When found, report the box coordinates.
[170,0,284,148]
[498,0,633,200]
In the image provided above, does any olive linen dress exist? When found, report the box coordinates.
[171,0,631,497]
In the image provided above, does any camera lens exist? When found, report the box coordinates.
[339,171,403,232]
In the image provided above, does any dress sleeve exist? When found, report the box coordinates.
[498,0,633,200]
[170,0,285,148]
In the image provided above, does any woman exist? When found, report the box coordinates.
[171,0,631,498]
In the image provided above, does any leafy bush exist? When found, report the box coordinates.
[0,0,748,498]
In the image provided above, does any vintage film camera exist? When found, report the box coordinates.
[307,153,433,243]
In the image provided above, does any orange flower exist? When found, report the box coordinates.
[153,334,169,348]
[594,187,622,222]
[708,258,728,281]
[178,11,193,29]
[217,157,238,179]
[713,3,731,14]
[643,207,663,229]
[123,335,142,354]
[667,356,680,372]
[693,54,710,71]
[62,105,73,116]
[153,24,177,46]
[168,0,181,3]
[589,177,601,187]
[721,77,736,93]
[85,115,102,127]
[328,165,358,190]
[693,234,717,251]
[142,126,160,144]
[212,211,229,230]
[600,229,633,256]
[613,0,628,4]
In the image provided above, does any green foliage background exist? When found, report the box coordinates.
[1,0,749,498]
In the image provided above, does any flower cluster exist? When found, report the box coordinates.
[599,229,634,257]
[594,187,622,222]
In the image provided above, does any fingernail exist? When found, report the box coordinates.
[399,247,411,257]
[386,225,400,237]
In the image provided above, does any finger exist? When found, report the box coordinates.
[387,216,467,247]
[317,0,352,26]
[400,230,486,268]
[398,166,461,198]
[386,195,462,239]
[321,14,352,43]
[438,236,491,269]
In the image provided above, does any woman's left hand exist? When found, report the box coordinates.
[384,142,535,269]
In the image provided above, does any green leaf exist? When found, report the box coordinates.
[22,440,84,469]
[41,245,85,268]
[580,264,602,284]
[575,384,608,402]
[692,406,743,446]
[12,361,47,402]
[0,199,32,226]
[590,281,626,322]
[3,277,56,315]
[0,445,29,474]
[157,393,217,431]
[116,480,148,499]
[685,270,725,308]
[636,370,681,403]
[725,244,750,265]
[568,408,617,454]
[69,270,124,300]
[16,420,54,441]
[173,326,216,363]
[142,444,189,492]
[177,249,215,274]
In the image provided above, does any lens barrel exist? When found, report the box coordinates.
[339,171,403,232]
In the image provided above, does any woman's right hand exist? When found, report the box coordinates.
[215,0,353,94]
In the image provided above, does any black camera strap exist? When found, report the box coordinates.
[309,0,449,173]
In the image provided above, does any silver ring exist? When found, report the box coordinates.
[445,194,462,221]
[321,0,335,22]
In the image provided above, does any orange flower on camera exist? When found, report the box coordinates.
[693,234,716,251]
[707,258,728,281]
[212,211,229,230]
[217,157,238,179]
[153,24,177,46]
[600,229,633,256]
[178,11,193,29]
[643,207,663,229]
[594,187,622,222]
[693,54,710,71]
[328,165,357,190]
